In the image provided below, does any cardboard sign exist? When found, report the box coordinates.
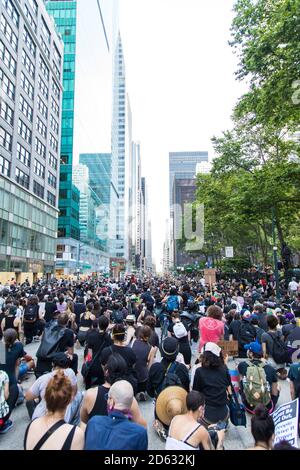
[272,399,299,448]
[225,247,234,258]
[204,269,216,286]
[218,340,239,357]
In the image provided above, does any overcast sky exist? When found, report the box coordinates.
[118,0,247,271]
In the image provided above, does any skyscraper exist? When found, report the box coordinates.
[79,152,114,255]
[111,32,131,263]
[169,151,209,268]
[0,0,63,283]
[45,0,80,275]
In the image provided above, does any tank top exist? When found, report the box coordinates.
[24,419,77,450]
[132,340,151,383]
[88,385,110,421]
[4,316,18,333]
[166,423,202,450]
[80,315,93,328]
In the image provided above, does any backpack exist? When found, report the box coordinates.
[24,304,38,323]
[36,321,65,360]
[167,295,179,312]
[238,321,256,348]
[112,310,124,324]
[156,362,182,396]
[243,362,271,407]
[173,321,188,339]
[267,331,290,364]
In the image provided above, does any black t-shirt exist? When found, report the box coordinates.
[74,303,86,324]
[44,302,57,323]
[86,330,113,355]
[147,359,190,397]
[238,360,277,392]
[0,342,25,385]
[192,365,231,409]
[100,344,137,371]
[150,331,159,348]
[58,328,75,351]
[228,320,241,340]
[168,320,189,343]
[286,326,300,348]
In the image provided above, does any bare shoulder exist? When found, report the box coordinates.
[71,427,85,450]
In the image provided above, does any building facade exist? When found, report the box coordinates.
[79,153,114,256]
[111,32,130,263]
[45,0,81,276]
[169,151,209,268]
[0,0,63,283]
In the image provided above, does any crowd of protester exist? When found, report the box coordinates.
[0,272,300,450]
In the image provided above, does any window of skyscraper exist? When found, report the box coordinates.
[0,15,18,51]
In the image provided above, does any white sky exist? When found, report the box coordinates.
[118,0,247,271]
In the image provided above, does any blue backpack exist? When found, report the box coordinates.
[167,295,179,312]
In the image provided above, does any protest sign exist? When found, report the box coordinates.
[272,399,299,448]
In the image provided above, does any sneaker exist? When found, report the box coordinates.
[0,420,13,434]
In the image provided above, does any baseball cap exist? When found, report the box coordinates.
[52,353,71,368]
[242,310,252,321]
[201,342,221,357]
[244,342,263,355]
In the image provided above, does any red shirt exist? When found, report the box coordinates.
[199,317,224,351]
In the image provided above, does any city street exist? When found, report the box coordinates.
[0,338,294,451]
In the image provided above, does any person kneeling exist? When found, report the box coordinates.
[238,341,280,414]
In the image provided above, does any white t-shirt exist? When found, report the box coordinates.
[289,281,299,291]
[30,369,77,421]
[0,370,9,419]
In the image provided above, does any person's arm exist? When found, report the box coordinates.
[271,382,279,397]
[147,346,156,369]
[1,317,5,332]
[80,390,93,424]
[130,397,147,428]
[70,428,85,450]
[4,381,9,400]
[262,340,267,359]
[199,428,217,450]
[290,380,295,400]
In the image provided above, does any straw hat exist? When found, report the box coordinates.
[155,386,187,426]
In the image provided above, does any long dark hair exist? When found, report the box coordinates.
[104,353,128,385]
[4,328,17,351]
[201,351,225,369]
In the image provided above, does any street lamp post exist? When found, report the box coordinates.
[272,207,280,300]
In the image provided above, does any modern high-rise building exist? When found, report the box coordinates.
[0,0,63,283]
[79,152,115,256]
[111,32,131,264]
[72,163,109,273]
[45,0,80,276]
[45,0,119,276]
[169,151,209,268]
[140,177,152,272]
[128,141,141,271]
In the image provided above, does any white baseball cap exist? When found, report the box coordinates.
[201,342,221,357]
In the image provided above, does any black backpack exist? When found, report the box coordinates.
[267,331,290,364]
[36,321,65,360]
[238,321,256,347]
[24,304,38,323]
[156,362,182,396]
[112,310,124,324]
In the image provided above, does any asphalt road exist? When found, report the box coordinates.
[0,338,295,451]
